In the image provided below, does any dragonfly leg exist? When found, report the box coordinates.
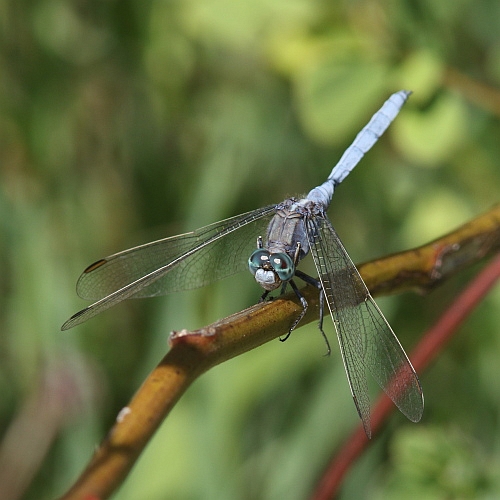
[293,241,302,265]
[279,279,307,342]
[294,270,331,355]
[259,290,271,303]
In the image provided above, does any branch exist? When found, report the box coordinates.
[358,204,500,296]
[58,205,500,500]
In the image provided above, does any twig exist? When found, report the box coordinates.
[58,205,500,500]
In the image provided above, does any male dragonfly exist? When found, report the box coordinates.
[62,90,424,437]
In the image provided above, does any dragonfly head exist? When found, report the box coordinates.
[248,249,295,291]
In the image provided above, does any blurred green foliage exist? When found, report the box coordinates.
[0,0,499,499]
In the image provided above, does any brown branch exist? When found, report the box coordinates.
[58,205,500,500]
[358,204,500,296]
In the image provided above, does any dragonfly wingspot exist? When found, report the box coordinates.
[83,259,107,273]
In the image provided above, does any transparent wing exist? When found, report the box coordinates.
[62,205,276,330]
[306,214,423,437]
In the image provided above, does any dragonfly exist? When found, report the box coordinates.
[62,90,424,437]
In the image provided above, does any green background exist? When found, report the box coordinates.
[1,0,500,498]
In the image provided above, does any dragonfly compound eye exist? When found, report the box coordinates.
[270,253,295,281]
[248,249,271,276]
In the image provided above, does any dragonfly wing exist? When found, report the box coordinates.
[306,214,423,437]
[76,206,276,299]
[62,205,276,330]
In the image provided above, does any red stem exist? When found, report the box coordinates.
[311,253,500,500]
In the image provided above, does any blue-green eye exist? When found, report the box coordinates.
[270,253,294,281]
[248,249,270,276]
